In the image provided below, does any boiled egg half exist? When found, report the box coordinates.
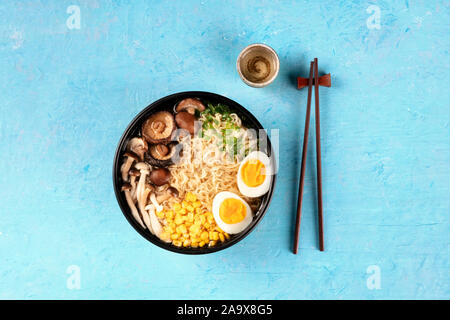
[237,151,273,198]
[212,191,252,234]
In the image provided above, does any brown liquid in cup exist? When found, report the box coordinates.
[246,56,271,83]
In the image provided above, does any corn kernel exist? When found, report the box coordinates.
[179,225,187,234]
[156,211,165,218]
[224,233,230,240]
[201,231,209,241]
[211,232,219,241]
[173,240,182,247]
[189,224,200,234]
[191,242,198,248]
[183,239,191,247]
[174,217,183,225]
[181,201,189,208]
[191,233,200,240]
[165,210,174,219]
[186,205,194,212]
[193,201,202,208]
[160,232,170,241]
[195,207,202,215]
[191,237,200,243]
[209,240,216,247]
[186,192,197,202]
[171,233,179,240]
[187,212,194,223]
[199,241,206,247]
[219,233,225,242]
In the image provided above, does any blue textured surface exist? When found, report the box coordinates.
[0,0,449,300]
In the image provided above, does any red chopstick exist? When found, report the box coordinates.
[293,61,315,254]
[314,58,325,251]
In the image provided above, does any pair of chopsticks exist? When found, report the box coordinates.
[293,58,326,254]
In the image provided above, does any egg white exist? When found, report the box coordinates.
[237,151,273,198]
[212,191,253,234]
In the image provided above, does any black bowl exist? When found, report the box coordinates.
[113,91,277,254]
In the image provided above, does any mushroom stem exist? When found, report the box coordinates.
[136,174,145,202]
[138,187,153,234]
[122,185,145,229]
[149,193,163,212]
[135,162,150,201]
[156,187,179,203]
[121,157,134,182]
[127,137,148,161]
[130,175,137,201]
[121,152,139,182]
[141,210,152,234]
[128,169,140,202]
[156,192,171,203]
[148,205,163,237]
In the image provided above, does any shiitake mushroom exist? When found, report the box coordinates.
[141,111,176,144]
[145,142,179,167]
[175,111,196,135]
[175,98,206,115]
[149,167,171,186]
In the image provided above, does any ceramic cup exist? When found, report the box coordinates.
[236,43,280,88]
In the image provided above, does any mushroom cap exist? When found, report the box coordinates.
[175,111,197,135]
[149,167,171,186]
[123,151,139,161]
[167,186,179,198]
[152,144,170,158]
[127,137,148,161]
[141,111,176,144]
[146,142,179,167]
[156,186,179,203]
[129,168,141,177]
[135,162,151,172]
[175,98,206,115]
[121,183,132,191]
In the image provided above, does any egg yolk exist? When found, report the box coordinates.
[241,159,266,187]
[219,198,247,224]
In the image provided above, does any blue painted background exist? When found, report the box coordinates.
[0,0,448,299]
